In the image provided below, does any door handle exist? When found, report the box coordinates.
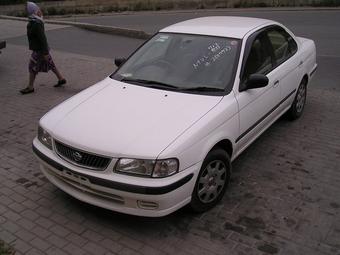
[298,61,304,67]
[273,80,279,87]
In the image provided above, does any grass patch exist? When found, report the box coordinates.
[311,0,340,6]
[234,1,268,8]
[0,240,14,255]
[0,0,60,5]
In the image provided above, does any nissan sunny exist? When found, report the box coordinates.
[33,17,317,217]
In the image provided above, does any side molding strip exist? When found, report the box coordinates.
[236,89,296,143]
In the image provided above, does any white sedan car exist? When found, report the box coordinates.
[33,16,317,217]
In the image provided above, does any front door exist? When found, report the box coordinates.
[234,30,281,153]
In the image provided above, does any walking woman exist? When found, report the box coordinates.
[20,2,66,94]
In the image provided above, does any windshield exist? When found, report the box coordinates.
[112,33,240,93]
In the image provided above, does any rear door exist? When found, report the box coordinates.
[266,26,302,110]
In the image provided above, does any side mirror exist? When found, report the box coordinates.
[114,58,126,67]
[241,74,269,91]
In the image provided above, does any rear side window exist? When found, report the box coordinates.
[267,27,297,66]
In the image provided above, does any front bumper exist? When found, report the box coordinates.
[32,138,198,217]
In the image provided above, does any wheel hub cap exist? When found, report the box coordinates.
[197,160,227,203]
[296,84,306,113]
[208,177,215,186]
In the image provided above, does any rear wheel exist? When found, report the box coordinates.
[287,79,307,120]
[190,149,231,212]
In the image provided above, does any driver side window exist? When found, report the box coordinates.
[242,33,273,80]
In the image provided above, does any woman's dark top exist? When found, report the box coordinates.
[27,19,49,55]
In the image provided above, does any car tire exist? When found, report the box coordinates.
[190,148,231,213]
[287,79,307,120]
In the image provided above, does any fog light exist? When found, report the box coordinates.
[137,200,158,210]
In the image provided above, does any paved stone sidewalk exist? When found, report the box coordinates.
[0,43,340,255]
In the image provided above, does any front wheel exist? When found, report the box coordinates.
[287,79,307,120]
[190,149,231,213]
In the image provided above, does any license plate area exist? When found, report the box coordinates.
[62,169,90,187]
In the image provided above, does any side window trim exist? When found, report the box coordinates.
[239,26,276,90]
[239,29,264,82]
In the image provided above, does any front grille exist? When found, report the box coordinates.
[54,140,111,170]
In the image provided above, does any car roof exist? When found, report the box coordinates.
[160,16,275,39]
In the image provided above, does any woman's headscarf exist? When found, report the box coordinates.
[27,2,43,22]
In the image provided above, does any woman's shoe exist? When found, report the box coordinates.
[54,79,66,87]
[20,87,35,95]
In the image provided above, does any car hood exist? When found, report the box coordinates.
[42,78,222,158]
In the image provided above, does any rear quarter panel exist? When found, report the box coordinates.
[296,37,317,80]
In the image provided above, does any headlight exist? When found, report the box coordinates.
[38,126,53,150]
[115,158,178,178]
[115,158,155,176]
[153,159,178,178]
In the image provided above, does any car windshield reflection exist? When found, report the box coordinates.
[112,33,240,93]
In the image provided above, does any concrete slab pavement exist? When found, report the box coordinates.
[0,42,113,254]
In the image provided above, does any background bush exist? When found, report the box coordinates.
[1,0,339,16]
[0,0,62,5]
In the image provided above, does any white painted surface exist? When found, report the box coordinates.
[161,16,273,39]
[44,77,222,159]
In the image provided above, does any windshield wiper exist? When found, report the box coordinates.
[120,78,179,90]
[180,86,225,92]
[119,78,224,93]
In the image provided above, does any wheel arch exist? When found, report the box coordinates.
[302,74,309,85]
[210,139,233,158]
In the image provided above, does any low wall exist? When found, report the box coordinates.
[0,0,339,16]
